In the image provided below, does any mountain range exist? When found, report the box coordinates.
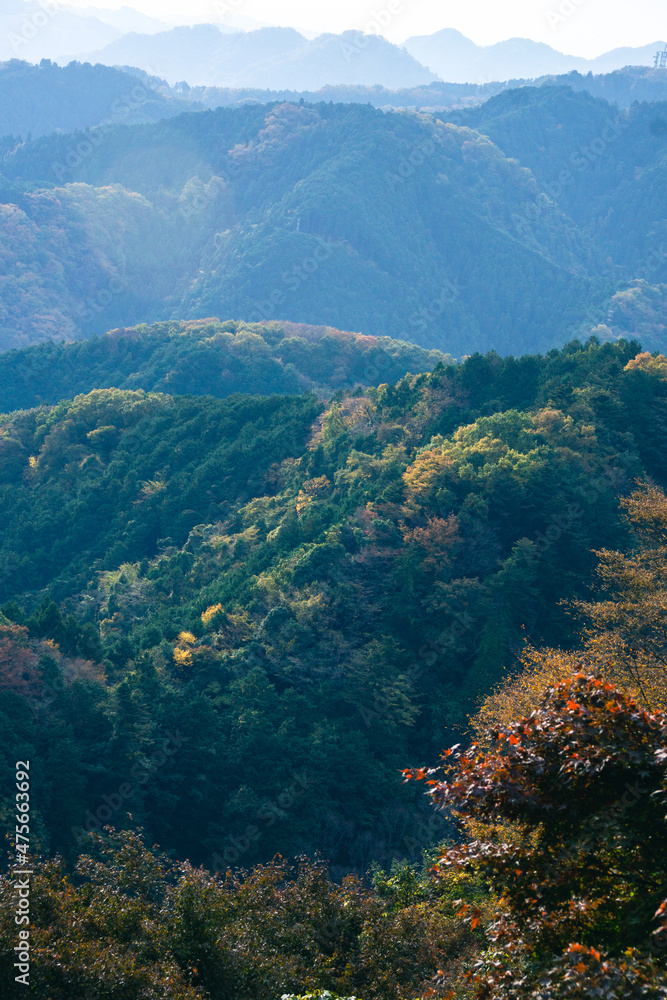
[70,25,438,90]
[0,92,623,356]
[0,0,119,62]
[165,65,667,114]
[0,1,661,90]
[73,24,666,90]
[0,84,666,356]
[4,58,667,146]
[404,28,667,84]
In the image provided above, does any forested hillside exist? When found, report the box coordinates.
[159,66,667,112]
[458,86,667,272]
[0,59,195,139]
[2,56,667,1000]
[1,88,666,357]
[1,334,667,996]
[0,319,451,412]
[1,335,666,876]
[0,96,618,354]
[532,65,667,107]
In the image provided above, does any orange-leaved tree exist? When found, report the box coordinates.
[405,673,667,999]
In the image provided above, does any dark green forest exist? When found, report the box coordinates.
[457,85,667,268]
[1,334,665,871]
[0,319,451,412]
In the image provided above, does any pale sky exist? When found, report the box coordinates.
[66,0,666,57]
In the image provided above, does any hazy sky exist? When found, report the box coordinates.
[68,0,665,57]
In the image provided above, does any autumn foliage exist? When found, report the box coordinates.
[406,673,667,997]
[574,482,667,711]
[0,829,472,1000]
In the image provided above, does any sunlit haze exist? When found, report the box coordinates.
[62,0,666,56]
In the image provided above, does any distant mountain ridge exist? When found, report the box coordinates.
[71,24,437,89]
[162,65,667,113]
[4,58,666,146]
[0,5,662,91]
[67,21,667,91]
[66,22,666,90]
[0,0,120,62]
[404,28,665,84]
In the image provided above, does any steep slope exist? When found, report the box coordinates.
[458,87,667,277]
[0,182,186,347]
[0,388,321,600]
[0,337,664,869]
[0,101,605,356]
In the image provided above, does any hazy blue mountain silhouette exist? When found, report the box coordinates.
[0,0,120,61]
[74,25,437,88]
[404,28,665,83]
